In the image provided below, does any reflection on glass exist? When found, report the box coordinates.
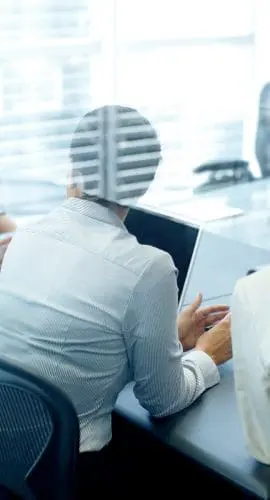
[116,0,254,41]
[0,0,263,226]
[0,0,104,219]
[116,44,253,195]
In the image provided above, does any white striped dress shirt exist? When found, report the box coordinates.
[0,198,219,451]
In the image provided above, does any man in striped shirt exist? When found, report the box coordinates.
[0,105,231,495]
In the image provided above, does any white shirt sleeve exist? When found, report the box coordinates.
[232,269,270,464]
[122,251,220,417]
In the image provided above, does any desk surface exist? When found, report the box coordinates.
[115,209,270,498]
[115,361,270,499]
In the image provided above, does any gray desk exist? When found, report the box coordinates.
[115,361,270,499]
[115,232,270,498]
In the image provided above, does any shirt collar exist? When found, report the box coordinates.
[63,197,127,231]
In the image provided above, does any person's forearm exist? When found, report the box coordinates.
[129,254,221,418]
[149,351,219,418]
[0,215,16,234]
[133,334,221,419]
[181,349,220,399]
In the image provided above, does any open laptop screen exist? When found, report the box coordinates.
[125,206,199,301]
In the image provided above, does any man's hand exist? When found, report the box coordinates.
[178,293,229,351]
[0,236,12,270]
[195,314,232,365]
[0,215,16,233]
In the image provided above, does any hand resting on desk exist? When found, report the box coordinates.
[196,313,232,365]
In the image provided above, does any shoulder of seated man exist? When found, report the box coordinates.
[120,232,176,279]
[234,266,270,301]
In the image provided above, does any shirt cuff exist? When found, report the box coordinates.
[183,349,220,389]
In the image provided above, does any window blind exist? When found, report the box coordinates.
[0,0,257,217]
[0,0,101,215]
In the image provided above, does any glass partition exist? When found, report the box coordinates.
[1,0,270,228]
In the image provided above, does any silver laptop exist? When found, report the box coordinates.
[178,229,270,311]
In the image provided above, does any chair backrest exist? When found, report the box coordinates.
[0,485,21,499]
[193,159,250,176]
[0,357,79,500]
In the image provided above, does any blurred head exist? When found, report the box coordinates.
[68,105,161,214]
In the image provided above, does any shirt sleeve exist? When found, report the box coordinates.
[122,251,220,417]
[232,272,270,463]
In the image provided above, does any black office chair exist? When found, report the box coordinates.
[0,357,79,499]
[193,159,253,192]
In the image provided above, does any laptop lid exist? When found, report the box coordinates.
[125,205,200,302]
[178,230,270,310]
